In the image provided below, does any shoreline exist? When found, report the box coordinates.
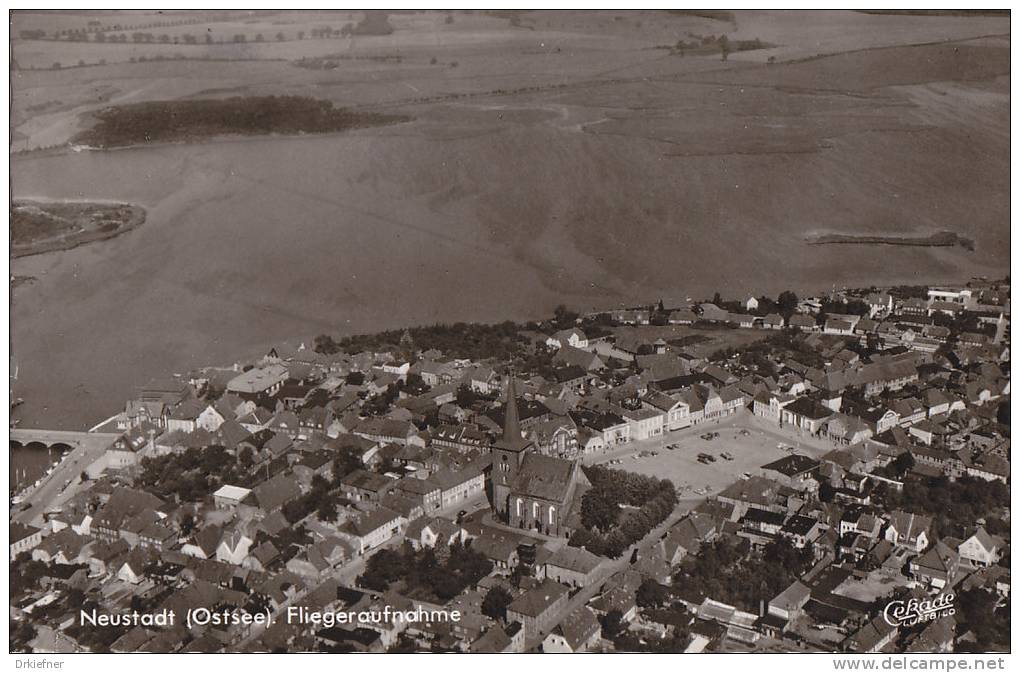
[11,200,146,260]
[805,230,976,250]
[11,274,1002,434]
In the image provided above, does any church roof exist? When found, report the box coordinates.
[511,453,577,504]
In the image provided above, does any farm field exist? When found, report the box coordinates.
[9,10,1010,429]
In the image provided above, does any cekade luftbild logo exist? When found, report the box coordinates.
[882,593,956,627]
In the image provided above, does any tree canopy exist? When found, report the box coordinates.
[481,586,513,622]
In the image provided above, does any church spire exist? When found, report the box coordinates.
[502,373,522,444]
[492,371,531,453]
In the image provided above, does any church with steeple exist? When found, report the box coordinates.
[490,374,589,537]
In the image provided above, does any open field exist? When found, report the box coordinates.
[10,10,1010,429]
[687,41,1010,91]
[584,412,836,499]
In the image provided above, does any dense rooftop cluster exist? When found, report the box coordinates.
[10,279,1010,653]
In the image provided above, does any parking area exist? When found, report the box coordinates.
[585,412,836,499]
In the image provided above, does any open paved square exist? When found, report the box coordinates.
[585,411,838,499]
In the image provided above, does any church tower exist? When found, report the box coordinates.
[490,374,533,519]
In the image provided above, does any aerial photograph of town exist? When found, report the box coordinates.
[7,8,1011,661]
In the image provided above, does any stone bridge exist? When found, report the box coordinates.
[10,428,121,451]
[11,429,122,527]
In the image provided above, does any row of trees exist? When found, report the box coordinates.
[41,54,276,70]
[319,320,529,363]
[569,466,677,558]
[42,16,212,38]
[707,290,800,318]
[880,475,1011,540]
[21,25,352,44]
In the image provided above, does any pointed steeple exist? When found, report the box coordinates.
[493,372,531,453]
[502,374,522,444]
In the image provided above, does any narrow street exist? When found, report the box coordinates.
[14,442,107,527]
[523,499,693,651]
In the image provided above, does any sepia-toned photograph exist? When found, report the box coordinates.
[8,8,1011,660]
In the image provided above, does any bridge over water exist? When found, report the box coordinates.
[11,429,121,527]
[10,428,121,451]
